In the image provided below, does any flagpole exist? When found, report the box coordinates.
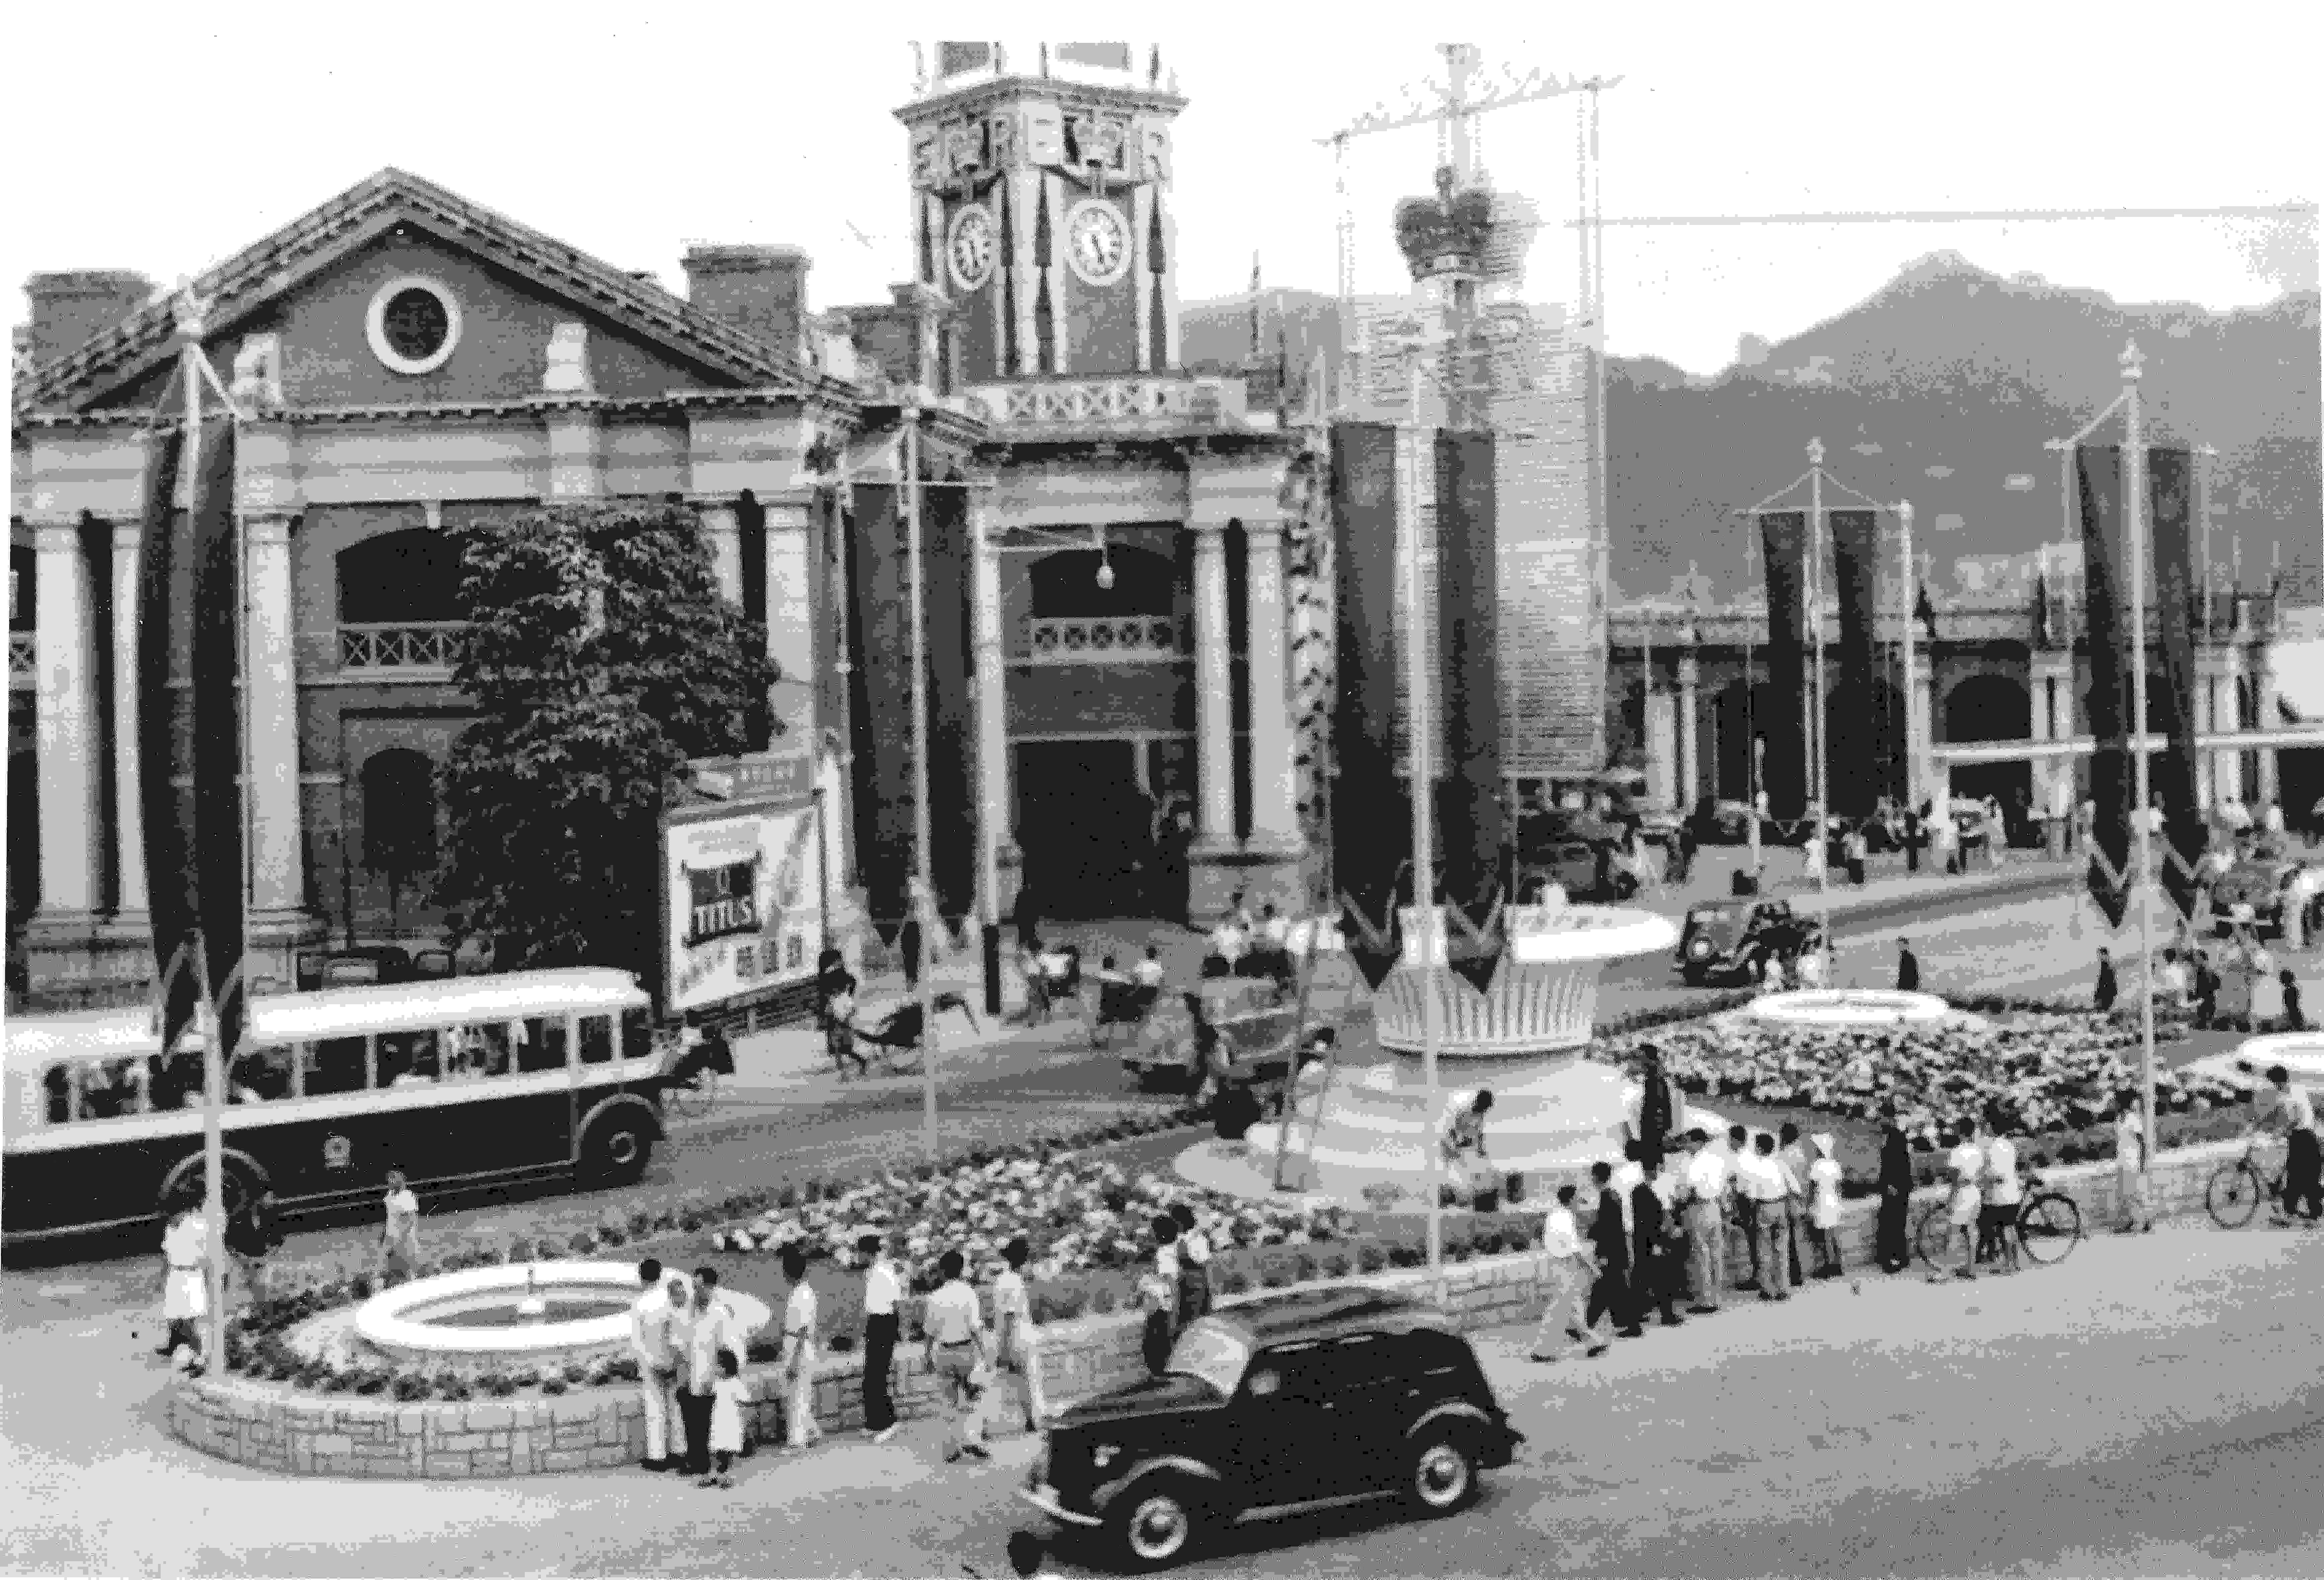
[1404,357,1444,1295]
[1899,500,1918,814]
[2123,340,2160,1199]
[904,406,938,1163]
[1809,441,1832,981]
[1745,514,1763,881]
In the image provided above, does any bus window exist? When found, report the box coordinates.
[451,1023,513,1079]
[82,1057,149,1118]
[231,1047,294,1104]
[380,1031,444,1087]
[43,1063,74,1124]
[517,1018,567,1073]
[578,1015,614,1065]
[307,1037,369,1096]
[149,1053,201,1111]
[621,1008,653,1059]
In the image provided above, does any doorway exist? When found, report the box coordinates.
[1015,739,1171,921]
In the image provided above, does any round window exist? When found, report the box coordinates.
[365,277,462,375]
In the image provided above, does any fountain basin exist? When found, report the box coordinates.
[1738,989,1968,1030]
[2179,1032,2324,1093]
[352,1261,770,1376]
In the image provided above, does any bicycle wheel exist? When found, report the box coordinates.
[2016,1193,2081,1266]
[2206,1161,2263,1229]
[1913,1198,1953,1269]
[665,1068,717,1121]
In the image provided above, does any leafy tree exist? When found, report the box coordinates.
[435,502,778,985]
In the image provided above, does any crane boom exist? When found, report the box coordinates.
[1316,71,1623,145]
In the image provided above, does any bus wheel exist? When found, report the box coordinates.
[159,1155,260,1224]
[581,1110,653,1189]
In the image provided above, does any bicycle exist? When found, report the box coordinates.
[655,1026,724,1122]
[1913,1179,2082,1271]
[2204,1139,2290,1229]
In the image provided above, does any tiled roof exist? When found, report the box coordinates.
[12,168,845,417]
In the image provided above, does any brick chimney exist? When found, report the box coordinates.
[680,246,811,367]
[23,270,156,369]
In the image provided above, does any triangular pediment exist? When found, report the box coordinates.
[15,168,819,416]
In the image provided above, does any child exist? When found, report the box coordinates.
[706,1349,751,1489]
[379,1168,421,1285]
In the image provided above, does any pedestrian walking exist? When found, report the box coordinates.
[922,1250,991,1462]
[677,1267,742,1482]
[1979,1110,2024,1273]
[2255,1063,2321,1223]
[155,1203,210,1364]
[378,1167,421,1285]
[857,1231,902,1444]
[1937,1125,1984,1282]
[992,1237,1048,1432]
[1628,1046,1680,1176]
[1167,1202,1213,1327]
[227,1189,282,1309]
[1629,1166,1683,1329]
[818,951,868,1079]
[2093,948,2119,1014]
[1723,1124,1756,1285]
[1807,1134,1845,1278]
[2113,1095,2154,1234]
[1777,1123,1811,1289]
[1680,1128,1729,1314]
[706,1350,752,1489]
[1584,1162,1635,1339]
[1877,1109,1913,1272]
[1529,1185,1607,1360]
[1739,1133,1792,1300]
[629,1259,686,1472]
[778,1245,823,1450]
[2280,970,2306,1033]
[1896,938,1920,994]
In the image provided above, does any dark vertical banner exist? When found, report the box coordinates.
[187,418,245,1056]
[1827,509,1884,816]
[920,471,976,924]
[2148,447,2204,917]
[1329,421,1408,984]
[1758,511,1809,820]
[1433,428,1504,921]
[2078,445,2134,926]
[136,423,197,1048]
[844,479,910,942]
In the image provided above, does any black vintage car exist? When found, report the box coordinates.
[1674,897,1821,986]
[1019,1286,1524,1571]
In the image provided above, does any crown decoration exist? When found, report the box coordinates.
[1393,165,1497,283]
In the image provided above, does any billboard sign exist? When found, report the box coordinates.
[663,752,822,1016]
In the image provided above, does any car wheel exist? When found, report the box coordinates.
[1107,1474,1205,1571]
[581,1109,653,1189]
[1406,1429,1479,1517]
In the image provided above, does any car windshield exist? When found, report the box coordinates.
[1165,1319,1249,1397]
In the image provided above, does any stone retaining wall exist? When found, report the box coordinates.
[170,1136,2247,1478]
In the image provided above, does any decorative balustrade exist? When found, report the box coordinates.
[962,374,1250,431]
[339,621,467,672]
[1011,615,1182,665]
[9,631,34,688]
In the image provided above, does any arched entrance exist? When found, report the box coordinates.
[1943,674,2033,815]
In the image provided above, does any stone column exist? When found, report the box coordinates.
[761,497,818,743]
[110,518,148,919]
[695,497,744,606]
[2193,662,2217,810]
[2256,657,2280,805]
[32,522,101,921]
[1910,668,1937,809]
[970,495,1014,920]
[1190,520,1237,855]
[2211,654,2245,806]
[1243,519,1301,852]
[243,514,307,918]
[1676,651,1700,810]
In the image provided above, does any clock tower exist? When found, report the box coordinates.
[900,41,1185,379]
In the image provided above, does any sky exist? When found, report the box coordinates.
[3,3,2319,378]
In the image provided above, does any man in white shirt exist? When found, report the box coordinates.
[922,1250,990,1463]
[157,1205,211,1362]
[2264,798,2287,835]
[2254,1062,2322,1224]
[992,1236,1048,1431]
[1736,1134,1793,1301]
[1131,947,1168,991]
[778,1245,823,1450]
[1722,1125,1759,1290]
[857,1231,903,1444]
[1939,1125,1985,1282]
[1529,1184,1607,1361]
[2114,1094,2153,1234]
[674,1267,742,1479]
[1610,1142,1646,1245]
[1978,1111,2024,1274]
[629,1258,685,1471]
[1679,1129,1730,1314]
[1439,1090,1494,1205]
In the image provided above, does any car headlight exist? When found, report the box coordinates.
[1091,1444,1120,1470]
[1689,939,1712,959]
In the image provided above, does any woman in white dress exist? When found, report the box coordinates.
[1807,1135,1845,1278]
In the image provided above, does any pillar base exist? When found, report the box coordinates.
[18,910,161,1013]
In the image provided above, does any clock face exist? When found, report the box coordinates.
[947,204,997,293]
[1066,200,1131,286]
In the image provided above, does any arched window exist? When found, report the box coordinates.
[361,749,440,885]
[338,529,464,624]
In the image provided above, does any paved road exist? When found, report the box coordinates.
[6,1219,2316,1577]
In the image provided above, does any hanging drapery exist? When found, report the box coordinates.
[1432,427,1505,970]
[1827,508,1884,816]
[1757,510,1809,820]
[2077,446,2136,927]
[136,424,198,1050]
[918,472,977,924]
[845,478,911,944]
[187,418,246,1058]
[1329,420,1409,977]
[2147,447,2204,919]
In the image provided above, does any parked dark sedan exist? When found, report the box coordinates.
[1674,897,1821,986]
[1018,1286,1524,1571]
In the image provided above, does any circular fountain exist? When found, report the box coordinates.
[1182,895,1720,1207]
[347,1262,770,1376]
[1739,989,1969,1031]
[2180,1031,2324,1093]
